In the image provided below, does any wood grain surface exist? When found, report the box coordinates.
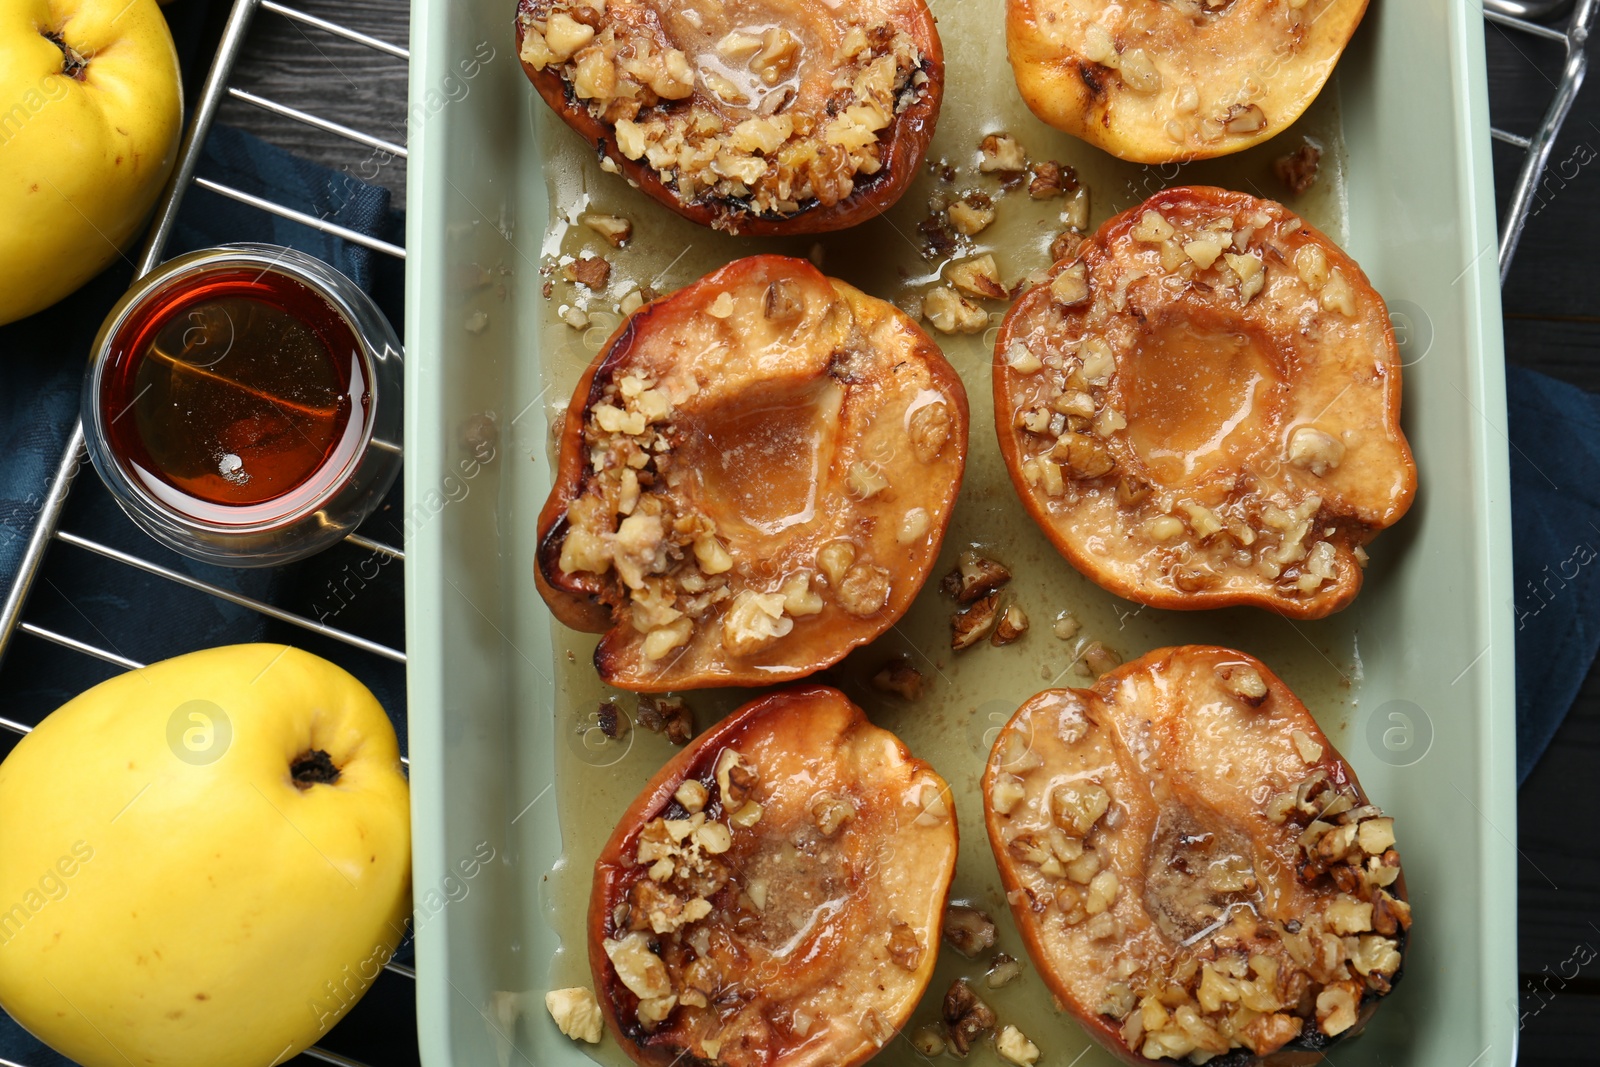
[39,2,1599,1065]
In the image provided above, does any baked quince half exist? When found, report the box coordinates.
[537,255,968,691]
[515,0,943,234]
[1006,0,1368,163]
[983,646,1410,1066]
[590,685,959,1067]
[994,187,1415,619]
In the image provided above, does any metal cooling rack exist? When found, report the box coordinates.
[1487,0,1595,280]
[0,0,411,1063]
[0,1,1593,1065]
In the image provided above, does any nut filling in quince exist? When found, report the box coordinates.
[515,0,943,233]
[1006,0,1369,164]
[983,646,1410,1067]
[590,686,959,1067]
[537,255,967,691]
[994,187,1415,619]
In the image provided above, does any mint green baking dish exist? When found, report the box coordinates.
[403,2,1517,1064]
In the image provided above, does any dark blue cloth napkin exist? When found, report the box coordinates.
[0,124,412,1067]
[1507,364,1600,782]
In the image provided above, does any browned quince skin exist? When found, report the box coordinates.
[516,0,943,233]
[983,646,1410,1067]
[590,685,959,1067]
[994,187,1415,619]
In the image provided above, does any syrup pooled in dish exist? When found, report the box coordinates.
[515,0,943,234]
[590,685,959,1067]
[994,187,1415,619]
[537,255,968,691]
[983,646,1410,1066]
[1006,0,1369,164]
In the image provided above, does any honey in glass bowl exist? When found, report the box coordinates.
[84,246,402,567]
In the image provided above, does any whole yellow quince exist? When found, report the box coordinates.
[0,644,411,1067]
[0,0,182,326]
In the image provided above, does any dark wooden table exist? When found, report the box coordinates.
[200,2,1600,1064]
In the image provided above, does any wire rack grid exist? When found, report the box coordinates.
[0,1,1593,1065]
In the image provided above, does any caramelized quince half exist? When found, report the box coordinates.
[537,255,968,691]
[515,0,943,234]
[590,685,959,1067]
[983,646,1410,1066]
[994,187,1415,619]
[1006,0,1368,163]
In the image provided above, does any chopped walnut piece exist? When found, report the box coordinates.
[715,748,757,808]
[911,1025,947,1056]
[1051,781,1111,836]
[996,1024,1041,1066]
[1314,980,1362,1036]
[1292,729,1324,764]
[847,461,891,500]
[948,193,996,236]
[1224,102,1268,134]
[566,255,611,290]
[1358,817,1396,855]
[604,932,673,1002]
[943,905,997,957]
[871,658,925,700]
[947,254,1008,299]
[992,602,1029,645]
[810,791,856,836]
[582,213,633,247]
[952,593,1001,650]
[909,401,954,464]
[1063,186,1090,231]
[887,917,924,970]
[728,801,763,828]
[816,539,858,586]
[545,987,604,1044]
[943,979,997,1055]
[721,590,794,656]
[762,278,804,322]
[985,953,1024,988]
[1050,262,1090,307]
[859,1008,894,1047]
[924,285,989,334]
[1289,425,1346,476]
[636,695,693,745]
[1275,140,1323,195]
[1081,640,1121,676]
[1371,889,1412,936]
[596,700,627,739]
[1049,229,1085,263]
[979,132,1028,174]
[1218,663,1269,706]
[673,779,708,813]
[942,550,1013,603]
[838,562,892,617]
[990,772,1026,815]
[1028,160,1075,199]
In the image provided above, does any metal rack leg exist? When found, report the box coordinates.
[0,426,85,661]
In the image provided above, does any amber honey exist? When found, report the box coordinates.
[99,268,369,525]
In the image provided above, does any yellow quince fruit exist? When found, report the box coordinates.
[0,644,411,1067]
[0,0,182,326]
